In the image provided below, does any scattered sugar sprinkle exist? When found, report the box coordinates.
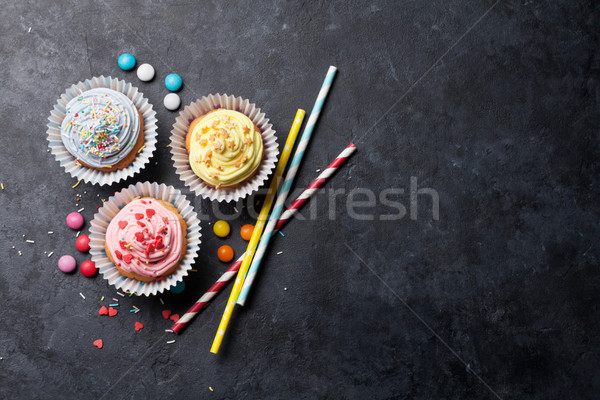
[47,251,54,258]
[48,231,53,234]
[166,340,176,344]
[284,287,287,291]
[209,387,214,392]
[132,305,139,310]
[26,240,35,244]
[79,292,86,300]
[279,231,285,237]
[135,309,140,313]
[234,207,239,213]
[316,169,321,172]
[22,234,25,238]
[101,296,105,301]
[72,180,81,189]
[28,26,31,33]
[0,183,4,190]
[18,250,22,256]
[78,208,85,213]
[165,329,173,333]
[159,298,164,305]
[130,309,136,313]
[277,251,283,255]
[189,269,198,272]
[76,231,81,237]
[109,303,119,307]
[137,145,146,154]
[116,292,125,297]
[112,298,119,302]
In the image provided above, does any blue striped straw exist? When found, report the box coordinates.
[236,66,338,306]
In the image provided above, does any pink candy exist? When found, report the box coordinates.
[66,212,84,230]
[58,255,77,273]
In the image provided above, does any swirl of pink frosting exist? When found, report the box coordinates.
[106,198,183,279]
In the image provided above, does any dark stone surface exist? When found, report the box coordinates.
[1,0,599,398]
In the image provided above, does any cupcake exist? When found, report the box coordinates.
[185,109,264,189]
[104,197,187,282]
[60,87,144,171]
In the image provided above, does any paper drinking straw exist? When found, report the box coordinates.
[174,143,355,333]
[275,143,356,231]
[171,256,242,334]
[210,109,305,354]
[236,66,338,306]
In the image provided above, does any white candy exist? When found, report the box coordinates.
[136,63,155,81]
[163,93,181,111]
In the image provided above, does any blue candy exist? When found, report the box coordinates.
[164,73,183,91]
[118,53,136,71]
[170,280,185,294]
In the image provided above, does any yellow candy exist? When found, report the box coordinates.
[213,220,230,238]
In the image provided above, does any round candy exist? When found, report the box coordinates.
[66,212,84,230]
[213,220,230,238]
[217,245,234,262]
[117,53,136,71]
[80,260,97,278]
[164,73,183,91]
[170,280,186,294]
[76,234,90,252]
[58,255,77,273]
[163,93,181,111]
[136,63,155,81]
[240,224,254,241]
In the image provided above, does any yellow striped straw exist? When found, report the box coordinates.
[210,109,306,354]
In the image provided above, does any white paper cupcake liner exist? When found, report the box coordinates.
[47,76,158,186]
[170,94,279,202]
[89,181,202,296]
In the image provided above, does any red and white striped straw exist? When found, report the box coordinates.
[173,142,356,333]
[171,257,242,334]
[275,143,356,231]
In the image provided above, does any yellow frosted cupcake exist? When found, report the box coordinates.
[185,109,264,189]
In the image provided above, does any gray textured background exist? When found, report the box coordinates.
[1,0,599,399]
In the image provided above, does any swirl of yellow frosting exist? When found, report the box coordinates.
[189,109,263,188]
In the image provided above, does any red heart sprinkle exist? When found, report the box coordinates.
[93,339,103,349]
[118,221,128,229]
[162,310,172,319]
[135,322,144,331]
[155,237,164,250]
[134,213,144,220]
[114,250,123,260]
[137,221,146,227]
[119,240,127,249]
[98,306,108,316]
[146,209,156,218]
[108,307,118,317]
[123,254,133,264]
[140,200,147,204]
[135,232,145,242]
[170,314,180,322]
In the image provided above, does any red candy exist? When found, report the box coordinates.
[123,254,133,264]
[80,260,97,277]
[75,234,90,252]
[118,220,128,229]
[146,209,155,218]
[93,339,103,349]
[134,213,144,220]
[162,310,172,319]
[98,306,108,316]
[134,232,145,242]
[135,322,144,331]
[170,313,180,322]
[114,250,123,260]
[108,307,118,317]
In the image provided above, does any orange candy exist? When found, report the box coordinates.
[217,245,234,262]
[240,224,254,241]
